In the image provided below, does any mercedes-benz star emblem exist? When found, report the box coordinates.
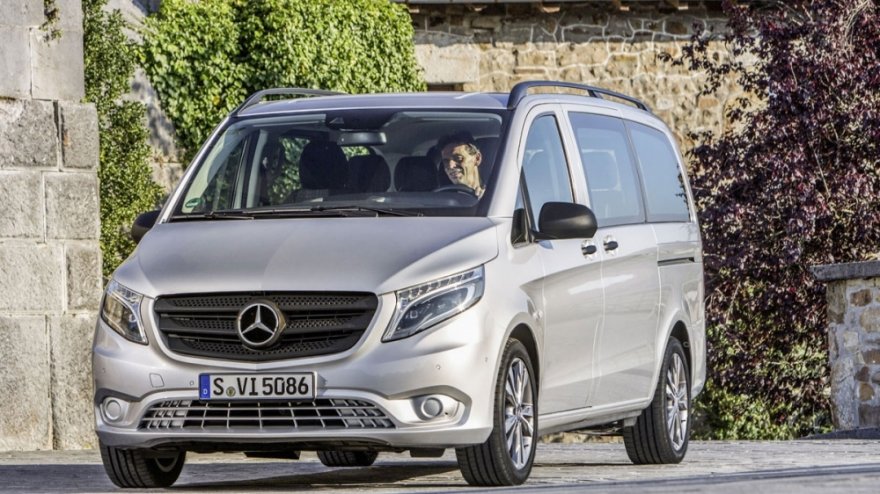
[236,300,286,349]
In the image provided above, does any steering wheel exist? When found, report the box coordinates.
[433,184,478,197]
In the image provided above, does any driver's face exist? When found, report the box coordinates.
[441,143,481,190]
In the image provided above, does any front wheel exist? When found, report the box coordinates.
[456,339,537,486]
[623,337,691,464]
[99,441,185,488]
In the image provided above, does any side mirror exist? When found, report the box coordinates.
[131,210,161,243]
[537,202,598,240]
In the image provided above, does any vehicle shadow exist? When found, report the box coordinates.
[179,461,463,490]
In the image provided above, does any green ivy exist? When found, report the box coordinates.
[142,0,425,162]
[83,0,163,278]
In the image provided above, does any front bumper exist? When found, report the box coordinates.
[93,293,501,450]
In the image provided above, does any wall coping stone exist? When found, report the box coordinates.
[812,261,880,282]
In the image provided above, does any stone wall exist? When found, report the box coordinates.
[0,0,102,450]
[408,1,741,151]
[813,261,880,430]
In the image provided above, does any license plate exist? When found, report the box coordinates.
[199,373,315,400]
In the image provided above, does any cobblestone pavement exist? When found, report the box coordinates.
[2,440,880,493]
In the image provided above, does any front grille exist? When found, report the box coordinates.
[154,292,378,361]
[140,399,395,430]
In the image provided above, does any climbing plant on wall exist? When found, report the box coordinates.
[83,0,163,277]
[141,0,425,162]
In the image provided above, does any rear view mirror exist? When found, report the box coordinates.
[536,202,598,240]
[337,131,387,146]
[131,210,161,243]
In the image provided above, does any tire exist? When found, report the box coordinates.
[623,337,691,464]
[456,339,537,486]
[99,441,185,488]
[316,450,378,467]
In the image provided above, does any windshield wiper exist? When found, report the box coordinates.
[307,205,422,217]
[169,210,256,221]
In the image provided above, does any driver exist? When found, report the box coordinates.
[437,131,484,198]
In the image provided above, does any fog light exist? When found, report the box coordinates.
[421,397,443,418]
[413,394,460,421]
[102,397,128,423]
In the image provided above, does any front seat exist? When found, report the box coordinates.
[291,140,348,202]
[395,156,437,192]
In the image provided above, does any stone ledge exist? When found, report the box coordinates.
[812,261,880,282]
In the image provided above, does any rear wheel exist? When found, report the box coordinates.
[623,337,691,464]
[316,450,378,467]
[456,339,537,486]
[99,441,185,488]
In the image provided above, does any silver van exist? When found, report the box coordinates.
[94,81,705,487]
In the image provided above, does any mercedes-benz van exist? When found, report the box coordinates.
[93,81,705,487]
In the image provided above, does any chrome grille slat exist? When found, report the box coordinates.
[154,292,378,362]
[140,399,394,431]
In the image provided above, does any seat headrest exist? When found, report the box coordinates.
[300,140,348,189]
[348,155,391,193]
[395,156,437,192]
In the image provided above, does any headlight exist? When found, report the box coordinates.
[101,280,148,344]
[383,266,485,342]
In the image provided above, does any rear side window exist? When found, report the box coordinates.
[569,113,644,227]
[628,122,691,222]
[521,115,574,224]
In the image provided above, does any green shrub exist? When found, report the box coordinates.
[84,0,163,277]
[142,0,425,162]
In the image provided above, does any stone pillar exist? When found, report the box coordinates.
[813,261,880,430]
[0,0,102,450]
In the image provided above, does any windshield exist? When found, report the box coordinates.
[173,109,507,218]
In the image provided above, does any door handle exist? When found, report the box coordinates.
[604,239,619,251]
[581,242,597,256]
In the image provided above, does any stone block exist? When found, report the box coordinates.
[665,20,690,36]
[859,403,880,426]
[827,282,846,324]
[860,382,875,401]
[856,365,871,381]
[863,349,880,365]
[1,0,46,26]
[0,171,43,238]
[606,53,640,78]
[45,172,100,240]
[0,243,64,311]
[860,307,880,333]
[414,43,479,84]
[54,0,84,30]
[873,371,880,384]
[31,28,85,101]
[0,26,32,98]
[851,288,873,307]
[60,103,99,170]
[66,243,102,311]
[49,314,97,449]
[561,24,605,43]
[843,331,860,354]
[0,316,52,450]
[0,99,58,169]
[516,49,556,68]
[830,357,858,429]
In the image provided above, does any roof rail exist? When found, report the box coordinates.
[234,88,346,116]
[507,81,651,112]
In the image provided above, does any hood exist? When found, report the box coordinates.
[113,217,499,298]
